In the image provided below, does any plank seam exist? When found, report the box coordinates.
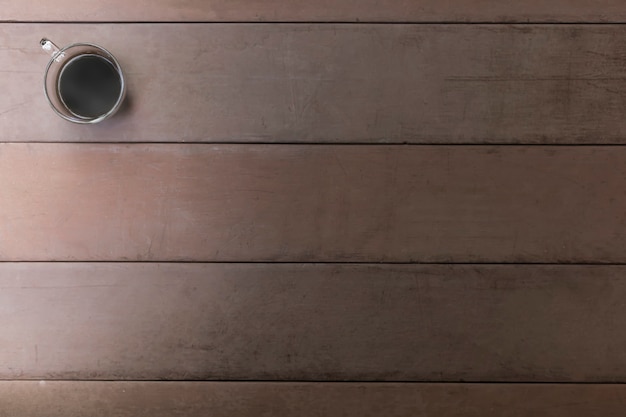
[4,142,626,146]
[2,261,626,266]
[2,379,626,384]
[4,21,626,25]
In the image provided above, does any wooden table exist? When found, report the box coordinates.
[1,2,626,415]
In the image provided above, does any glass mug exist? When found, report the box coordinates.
[40,38,126,124]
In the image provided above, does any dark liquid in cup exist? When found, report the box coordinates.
[58,54,122,119]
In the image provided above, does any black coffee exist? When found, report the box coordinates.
[58,54,122,119]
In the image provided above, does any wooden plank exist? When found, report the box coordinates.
[1,143,625,263]
[2,382,626,417]
[2,1,626,23]
[2,263,626,381]
[4,24,626,144]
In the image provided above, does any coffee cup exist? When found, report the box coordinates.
[40,38,126,124]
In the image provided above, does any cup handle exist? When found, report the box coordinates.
[40,38,65,62]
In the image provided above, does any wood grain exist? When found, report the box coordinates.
[4,24,626,143]
[2,381,626,417]
[2,263,626,381]
[2,0,626,22]
[1,143,625,263]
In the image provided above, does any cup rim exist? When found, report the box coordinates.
[43,42,126,124]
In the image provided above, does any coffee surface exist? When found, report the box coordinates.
[58,54,122,119]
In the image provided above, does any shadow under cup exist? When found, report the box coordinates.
[42,41,126,124]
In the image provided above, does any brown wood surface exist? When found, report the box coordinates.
[3,24,626,143]
[2,381,626,417]
[2,263,626,381]
[2,0,626,22]
[1,143,624,263]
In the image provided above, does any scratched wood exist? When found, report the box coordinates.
[2,263,626,381]
[4,24,626,143]
[2,382,626,417]
[2,0,626,22]
[1,143,625,263]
